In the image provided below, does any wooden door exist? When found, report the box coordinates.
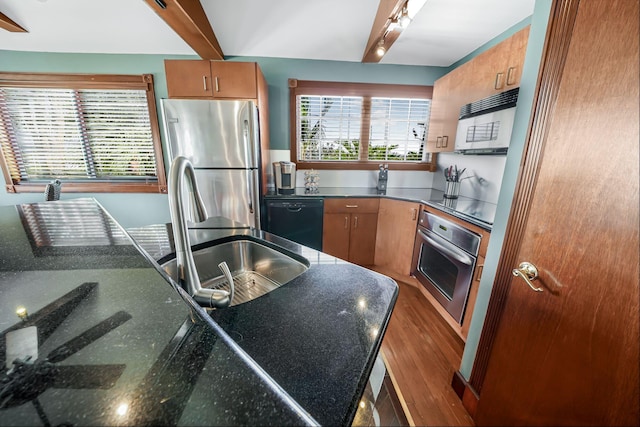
[210,62,257,99]
[165,60,213,98]
[475,1,639,425]
[322,213,350,261]
[348,213,378,266]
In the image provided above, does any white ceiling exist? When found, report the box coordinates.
[0,0,535,67]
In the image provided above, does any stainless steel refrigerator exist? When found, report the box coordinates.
[160,99,261,228]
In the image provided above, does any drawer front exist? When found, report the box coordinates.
[324,198,379,214]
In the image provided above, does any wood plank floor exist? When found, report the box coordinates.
[380,279,475,426]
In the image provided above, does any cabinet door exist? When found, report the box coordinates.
[374,199,420,275]
[210,62,257,99]
[425,75,446,152]
[165,60,213,98]
[322,213,350,261]
[349,213,378,266]
[469,26,530,100]
[504,26,530,89]
[426,68,461,153]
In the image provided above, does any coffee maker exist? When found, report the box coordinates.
[273,161,296,194]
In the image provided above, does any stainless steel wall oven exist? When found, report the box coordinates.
[411,210,481,324]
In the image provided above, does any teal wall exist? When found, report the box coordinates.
[0,51,444,226]
[459,0,553,380]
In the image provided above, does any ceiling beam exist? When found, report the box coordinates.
[362,0,406,63]
[143,0,223,60]
[0,11,27,33]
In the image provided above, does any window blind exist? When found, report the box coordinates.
[368,97,430,161]
[0,87,158,183]
[297,95,363,161]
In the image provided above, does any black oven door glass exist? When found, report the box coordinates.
[418,244,458,301]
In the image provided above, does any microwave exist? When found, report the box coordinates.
[454,88,519,155]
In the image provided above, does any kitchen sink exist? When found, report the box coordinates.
[161,237,309,307]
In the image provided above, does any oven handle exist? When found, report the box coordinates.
[419,228,474,266]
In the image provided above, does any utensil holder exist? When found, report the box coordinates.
[444,181,460,199]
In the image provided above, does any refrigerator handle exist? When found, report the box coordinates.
[243,119,255,168]
[246,169,254,215]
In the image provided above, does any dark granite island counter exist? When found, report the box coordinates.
[0,198,398,426]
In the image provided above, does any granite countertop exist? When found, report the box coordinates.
[1,198,398,426]
[264,187,496,231]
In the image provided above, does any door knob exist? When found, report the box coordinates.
[512,262,543,292]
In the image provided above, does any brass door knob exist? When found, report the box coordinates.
[512,262,543,292]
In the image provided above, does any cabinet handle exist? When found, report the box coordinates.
[215,76,220,92]
[494,72,505,90]
[202,76,207,91]
[436,136,442,148]
[345,205,358,208]
[442,135,448,148]
[344,216,349,229]
[506,66,517,86]
[411,208,417,221]
[354,216,358,229]
[474,264,484,282]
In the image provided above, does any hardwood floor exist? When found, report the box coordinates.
[380,279,474,426]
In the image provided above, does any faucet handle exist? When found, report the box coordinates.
[218,262,235,306]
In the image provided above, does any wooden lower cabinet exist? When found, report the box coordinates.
[348,213,378,266]
[373,198,420,277]
[322,198,379,266]
[322,213,350,260]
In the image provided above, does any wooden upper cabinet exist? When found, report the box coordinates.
[426,68,463,153]
[165,60,258,99]
[425,26,530,153]
[165,60,213,98]
[210,61,257,99]
[470,26,530,101]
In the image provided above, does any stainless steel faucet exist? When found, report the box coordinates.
[168,156,234,309]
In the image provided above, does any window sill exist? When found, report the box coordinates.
[5,182,167,194]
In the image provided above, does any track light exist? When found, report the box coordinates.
[398,6,411,29]
[375,39,386,57]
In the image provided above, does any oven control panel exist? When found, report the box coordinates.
[419,210,481,256]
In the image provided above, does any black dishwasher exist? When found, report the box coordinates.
[265,199,323,251]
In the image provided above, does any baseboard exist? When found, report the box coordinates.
[451,370,479,419]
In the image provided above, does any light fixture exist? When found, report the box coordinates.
[398,5,411,29]
[16,306,28,321]
[116,403,129,417]
[375,39,386,57]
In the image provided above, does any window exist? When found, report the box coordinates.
[290,79,436,171]
[0,73,166,193]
